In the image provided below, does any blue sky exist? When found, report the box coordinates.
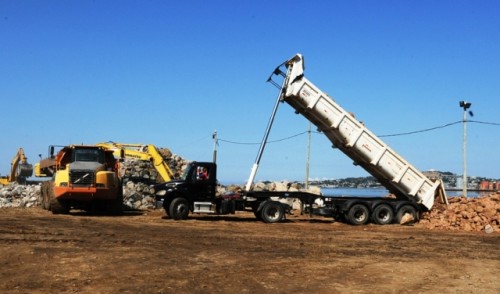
[1,0,499,184]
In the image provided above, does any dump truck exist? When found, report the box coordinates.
[0,148,33,185]
[36,145,123,214]
[154,54,446,224]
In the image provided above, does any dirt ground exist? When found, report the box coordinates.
[0,208,498,294]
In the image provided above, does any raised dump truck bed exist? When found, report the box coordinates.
[278,54,445,210]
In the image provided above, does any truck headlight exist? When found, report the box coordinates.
[60,182,68,187]
[156,190,166,196]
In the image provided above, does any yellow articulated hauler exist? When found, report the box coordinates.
[36,145,122,214]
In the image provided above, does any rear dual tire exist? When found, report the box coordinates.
[346,204,370,225]
[396,205,418,224]
[371,204,394,225]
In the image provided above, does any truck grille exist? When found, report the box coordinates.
[69,170,95,186]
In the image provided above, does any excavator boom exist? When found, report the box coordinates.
[96,142,175,182]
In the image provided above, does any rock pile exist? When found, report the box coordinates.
[119,150,189,209]
[119,149,189,183]
[122,181,156,210]
[418,193,500,233]
[0,184,40,208]
[216,181,322,210]
[216,181,321,195]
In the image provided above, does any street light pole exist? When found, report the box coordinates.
[305,122,311,189]
[212,130,218,164]
[459,101,471,198]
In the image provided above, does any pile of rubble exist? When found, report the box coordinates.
[217,181,321,195]
[120,150,188,209]
[418,193,500,233]
[122,181,156,210]
[119,149,189,183]
[0,184,40,208]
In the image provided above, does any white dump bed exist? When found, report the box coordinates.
[280,54,444,210]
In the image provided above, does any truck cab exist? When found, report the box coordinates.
[154,162,229,219]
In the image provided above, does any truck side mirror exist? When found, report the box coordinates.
[50,146,55,158]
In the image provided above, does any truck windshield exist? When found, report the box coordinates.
[180,167,190,181]
[73,149,104,163]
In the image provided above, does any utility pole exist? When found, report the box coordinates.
[459,101,472,198]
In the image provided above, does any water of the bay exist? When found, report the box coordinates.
[321,187,487,198]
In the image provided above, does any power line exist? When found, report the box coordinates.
[218,120,500,145]
[379,120,500,137]
[219,131,308,145]
[378,121,462,137]
[469,120,500,126]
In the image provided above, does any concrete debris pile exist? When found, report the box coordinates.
[119,149,189,209]
[122,181,157,210]
[418,193,500,233]
[119,149,189,183]
[216,181,321,196]
[0,184,40,208]
[216,181,322,210]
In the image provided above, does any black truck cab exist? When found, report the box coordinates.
[154,162,242,219]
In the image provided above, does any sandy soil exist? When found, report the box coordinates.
[0,208,498,293]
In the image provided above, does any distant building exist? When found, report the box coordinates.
[423,170,441,180]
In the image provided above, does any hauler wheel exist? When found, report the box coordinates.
[47,182,69,214]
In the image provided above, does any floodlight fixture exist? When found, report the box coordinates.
[459,101,471,110]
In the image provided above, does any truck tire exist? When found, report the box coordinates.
[260,201,284,224]
[371,204,394,225]
[50,198,69,215]
[169,197,190,220]
[108,187,123,215]
[46,182,69,214]
[253,208,262,220]
[346,204,370,225]
[396,205,418,224]
[40,181,50,210]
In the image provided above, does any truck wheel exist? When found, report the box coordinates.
[260,201,284,224]
[40,182,50,210]
[253,209,262,220]
[169,197,189,220]
[108,188,123,215]
[50,198,69,215]
[396,205,418,224]
[371,204,394,225]
[46,182,69,214]
[347,204,369,225]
